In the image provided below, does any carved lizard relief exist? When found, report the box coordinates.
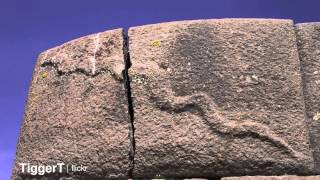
[149,87,306,161]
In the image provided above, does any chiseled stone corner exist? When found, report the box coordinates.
[12,29,130,179]
[221,176,320,180]
[296,22,320,173]
[129,19,314,178]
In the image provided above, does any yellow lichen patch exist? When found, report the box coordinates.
[24,111,29,120]
[150,40,161,47]
[41,71,48,78]
[28,92,38,105]
[313,112,320,121]
[239,111,249,120]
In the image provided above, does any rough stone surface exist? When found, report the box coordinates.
[12,29,130,179]
[296,23,320,173]
[222,176,320,180]
[128,19,313,178]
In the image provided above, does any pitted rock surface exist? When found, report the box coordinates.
[128,19,313,178]
[12,18,320,180]
[12,29,130,179]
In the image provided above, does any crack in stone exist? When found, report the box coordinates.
[40,61,123,81]
[40,30,134,178]
[122,30,136,179]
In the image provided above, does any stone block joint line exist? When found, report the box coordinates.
[122,29,136,179]
[293,25,317,174]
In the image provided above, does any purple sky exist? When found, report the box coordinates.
[0,0,319,179]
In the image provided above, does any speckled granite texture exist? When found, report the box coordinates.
[13,19,320,179]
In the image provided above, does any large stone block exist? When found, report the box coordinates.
[12,29,130,179]
[296,23,320,173]
[128,19,313,178]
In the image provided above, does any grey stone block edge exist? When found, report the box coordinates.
[296,22,320,174]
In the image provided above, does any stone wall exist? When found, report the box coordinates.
[12,19,320,179]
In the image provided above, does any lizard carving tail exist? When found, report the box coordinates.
[150,89,307,161]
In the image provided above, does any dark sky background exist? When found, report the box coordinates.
[0,0,319,179]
